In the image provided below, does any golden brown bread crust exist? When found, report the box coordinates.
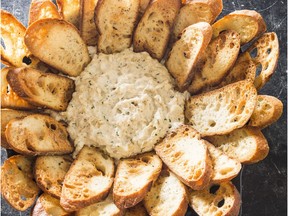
[185,80,258,137]
[79,0,99,46]
[1,109,32,149]
[95,0,140,54]
[172,0,222,41]
[212,9,267,45]
[5,114,73,156]
[155,125,213,190]
[32,193,72,216]
[34,155,73,199]
[133,0,181,60]
[56,0,80,28]
[113,152,162,209]
[188,181,241,216]
[1,68,35,110]
[24,18,91,77]
[1,155,40,211]
[246,32,279,90]
[7,67,75,111]
[207,126,270,164]
[125,202,148,216]
[188,30,241,94]
[60,146,115,212]
[248,95,283,129]
[29,0,61,25]
[166,22,213,92]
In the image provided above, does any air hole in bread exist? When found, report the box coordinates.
[20,195,27,201]
[18,202,24,208]
[266,48,271,54]
[208,120,216,127]
[250,47,258,58]
[217,199,225,208]
[209,185,220,194]
[22,56,32,65]
[50,124,57,130]
[229,42,235,48]
[141,156,151,163]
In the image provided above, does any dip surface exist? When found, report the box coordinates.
[62,49,186,159]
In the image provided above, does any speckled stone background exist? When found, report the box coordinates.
[1,0,287,215]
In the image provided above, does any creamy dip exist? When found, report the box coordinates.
[61,49,187,159]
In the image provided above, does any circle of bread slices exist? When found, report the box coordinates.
[0,0,283,215]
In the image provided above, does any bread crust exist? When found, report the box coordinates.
[207,126,269,164]
[24,18,91,77]
[185,80,258,136]
[133,0,181,60]
[60,146,115,212]
[56,0,80,28]
[34,155,73,198]
[188,30,240,94]
[166,22,212,92]
[5,114,73,156]
[188,181,241,216]
[113,152,162,209]
[29,0,61,25]
[7,67,75,111]
[247,32,279,90]
[173,0,222,41]
[1,68,35,110]
[1,155,40,211]
[248,95,283,129]
[1,109,32,149]
[212,9,267,45]
[155,125,213,190]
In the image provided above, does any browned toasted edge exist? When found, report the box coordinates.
[6,67,75,111]
[113,152,162,209]
[60,147,115,212]
[33,155,74,199]
[155,125,213,190]
[246,32,279,90]
[1,155,40,211]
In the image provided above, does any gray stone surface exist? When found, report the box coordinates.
[1,0,287,215]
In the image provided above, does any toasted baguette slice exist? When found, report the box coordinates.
[1,155,40,211]
[35,155,73,198]
[213,52,256,90]
[204,141,241,183]
[212,10,266,45]
[166,22,212,91]
[79,0,99,46]
[133,0,181,60]
[188,30,241,94]
[1,109,32,149]
[246,32,279,90]
[60,146,115,212]
[5,114,73,156]
[7,67,75,111]
[32,193,72,216]
[188,182,241,216]
[113,152,162,209]
[76,192,123,216]
[248,95,283,129]
[143,169,188,216]
[185,80,257,136]
[56,0,80,28]
[29,0,61,25]
[172,0,222,41]
[207,126,269,164]
[1,68,35,110]
[125,202,148,216]
[24,18,91,77]
[155,125,212,190]
[0,10,40,68]
[95,0,140,54]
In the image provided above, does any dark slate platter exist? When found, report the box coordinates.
[1,0,287,215]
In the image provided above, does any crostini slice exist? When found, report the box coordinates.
[60,146,115,212]
[113,152,162,209]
